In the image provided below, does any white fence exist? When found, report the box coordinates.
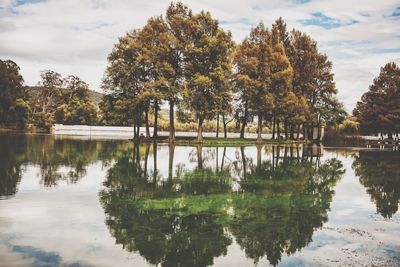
[54,124,325,140]
[54,124,152,138]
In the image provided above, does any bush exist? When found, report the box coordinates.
[339,118,360,135]
[34,112,54,132]
[9,98,31,129]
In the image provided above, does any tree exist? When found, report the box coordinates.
[55,75,98,125]
[270,24,293,140]
[28,70,64,131]
[234,23,274,142]
[354,62,400,138]
[36,70,63,114]
[185,11,235,141]
[139,16,171,139]
[9,98,31,129]
[0,59,25,125]
[102,30,145,139]
[163,2,194,142]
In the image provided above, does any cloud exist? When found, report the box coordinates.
[0,0,399,112]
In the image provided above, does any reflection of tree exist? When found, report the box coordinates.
[352,151,400,218]
[0,134,26,198]
[101,143,345,266]
[0,134,128,197]
[100,144,231,267]
[230,146,344,265]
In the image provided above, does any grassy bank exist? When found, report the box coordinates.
[139,136,308,146]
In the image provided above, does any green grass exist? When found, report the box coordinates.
[138,136,308,146]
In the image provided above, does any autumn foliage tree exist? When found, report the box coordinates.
[353,62,400,138]
[101,3,344,142]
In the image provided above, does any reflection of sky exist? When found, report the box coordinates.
[0,145,399,266]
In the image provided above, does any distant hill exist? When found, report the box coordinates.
[25,86,103,105]
[88,90,103,104]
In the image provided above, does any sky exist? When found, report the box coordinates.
[0,0,399,112]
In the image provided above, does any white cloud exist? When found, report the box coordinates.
[0,0,399,112]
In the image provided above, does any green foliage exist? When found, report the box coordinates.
[339,117,360,135]
[9,98,31,129]
[33,111,54,131]
[55,76,98,125]
[0,59,26,125]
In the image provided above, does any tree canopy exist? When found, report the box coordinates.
[353,62,400,137]
[101,3,344,142]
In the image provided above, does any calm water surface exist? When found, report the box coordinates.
[0,133,399,266]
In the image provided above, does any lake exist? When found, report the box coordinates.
[0,133,399,266]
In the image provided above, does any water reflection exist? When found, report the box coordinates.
[2,133,399,266]
[352,150,400,218]
[100,143,345,266]
[0,133,123,197]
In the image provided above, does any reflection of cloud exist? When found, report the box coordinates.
[11,244,62,266]
[0,0,399,111]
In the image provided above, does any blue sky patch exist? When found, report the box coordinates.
[220,18,255,26]
[293,0,311,4]
[15,0,46,6]
[302,12,358,29]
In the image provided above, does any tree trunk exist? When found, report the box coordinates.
[240,146,246,178]
[153,100,158,140]
[257,144,261,169]
[153,143,157,182]
[240,103,248,139]
[290,125,295,140]
[168,101,175,142]
[145,106,150,139]
[168,144,175,180]
[222,114,227,138]
[284,121,289,140]
[317,120,321,141]
[221,147,226,171]
[144,143,150,178]
[133,123,137,140]
[309,123,313,140]
[302,123,307,140]
[296,124,300,140]
[272,117,276,140]
[216,113,219,138]
[197,117,204,142]
[197,145,203,168]
[136,115,140,139]
[257,113,263,143]
[277,121,281,140]
[216,147,219,172]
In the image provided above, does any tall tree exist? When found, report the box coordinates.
[270,24,293,140]
[185,11,235,141]
[139,16,171,139]
[102,30,144,139]
[354,62,400,138]
[164,2,193,142]
[0,59,25,125]
[234,23,274,142]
